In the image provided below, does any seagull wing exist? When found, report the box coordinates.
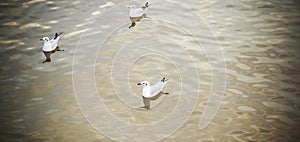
[150,80,166,97]
[49,36,60,50]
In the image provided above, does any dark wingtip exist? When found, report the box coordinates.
[145,2,150,7]
[54,33,58,39]
[161,77,168,82]
[54,32,63,39]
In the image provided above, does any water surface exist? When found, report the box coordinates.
[0,0,299,141]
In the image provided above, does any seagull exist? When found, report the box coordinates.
[40,32,64,63]
[137,77,169,109]
[128,2,151,28]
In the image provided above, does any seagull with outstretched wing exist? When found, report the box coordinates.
[137,77,169,109]
[128,2,151,28]
[40,32,64,63]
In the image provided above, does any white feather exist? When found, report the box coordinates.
[128,5,148,17]
[42,36,60,52]
[139,79,167,98]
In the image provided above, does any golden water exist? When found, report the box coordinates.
[0,0,299,141]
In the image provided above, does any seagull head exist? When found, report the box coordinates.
[40,37,49,42]
[137,81,149,86]
[128,5,136,9]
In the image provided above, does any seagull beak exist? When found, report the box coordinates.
[137,83,142,85]
[40,39,43,41]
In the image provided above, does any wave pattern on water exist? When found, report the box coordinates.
[0,0,299,141]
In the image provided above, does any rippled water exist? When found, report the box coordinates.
[0,0,299,141]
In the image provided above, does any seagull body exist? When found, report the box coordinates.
[137,77,169,109]
[129,6,145,17]
[128,2,150,17]
[41,32,62,52]
[40,32,64,63]
[128,2,150,28]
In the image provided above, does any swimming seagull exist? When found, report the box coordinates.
[137,77,169,109]
[40,32,64,63]
[128,2,151,28]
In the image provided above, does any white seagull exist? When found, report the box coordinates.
[137,77,169,109]
[40,32,64,63]
[128,2,150,28]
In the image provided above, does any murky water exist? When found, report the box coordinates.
[0,0,299,141]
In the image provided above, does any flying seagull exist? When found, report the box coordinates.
[128,2,150,28]
[137,77,169,109]
[40,32,64,63]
